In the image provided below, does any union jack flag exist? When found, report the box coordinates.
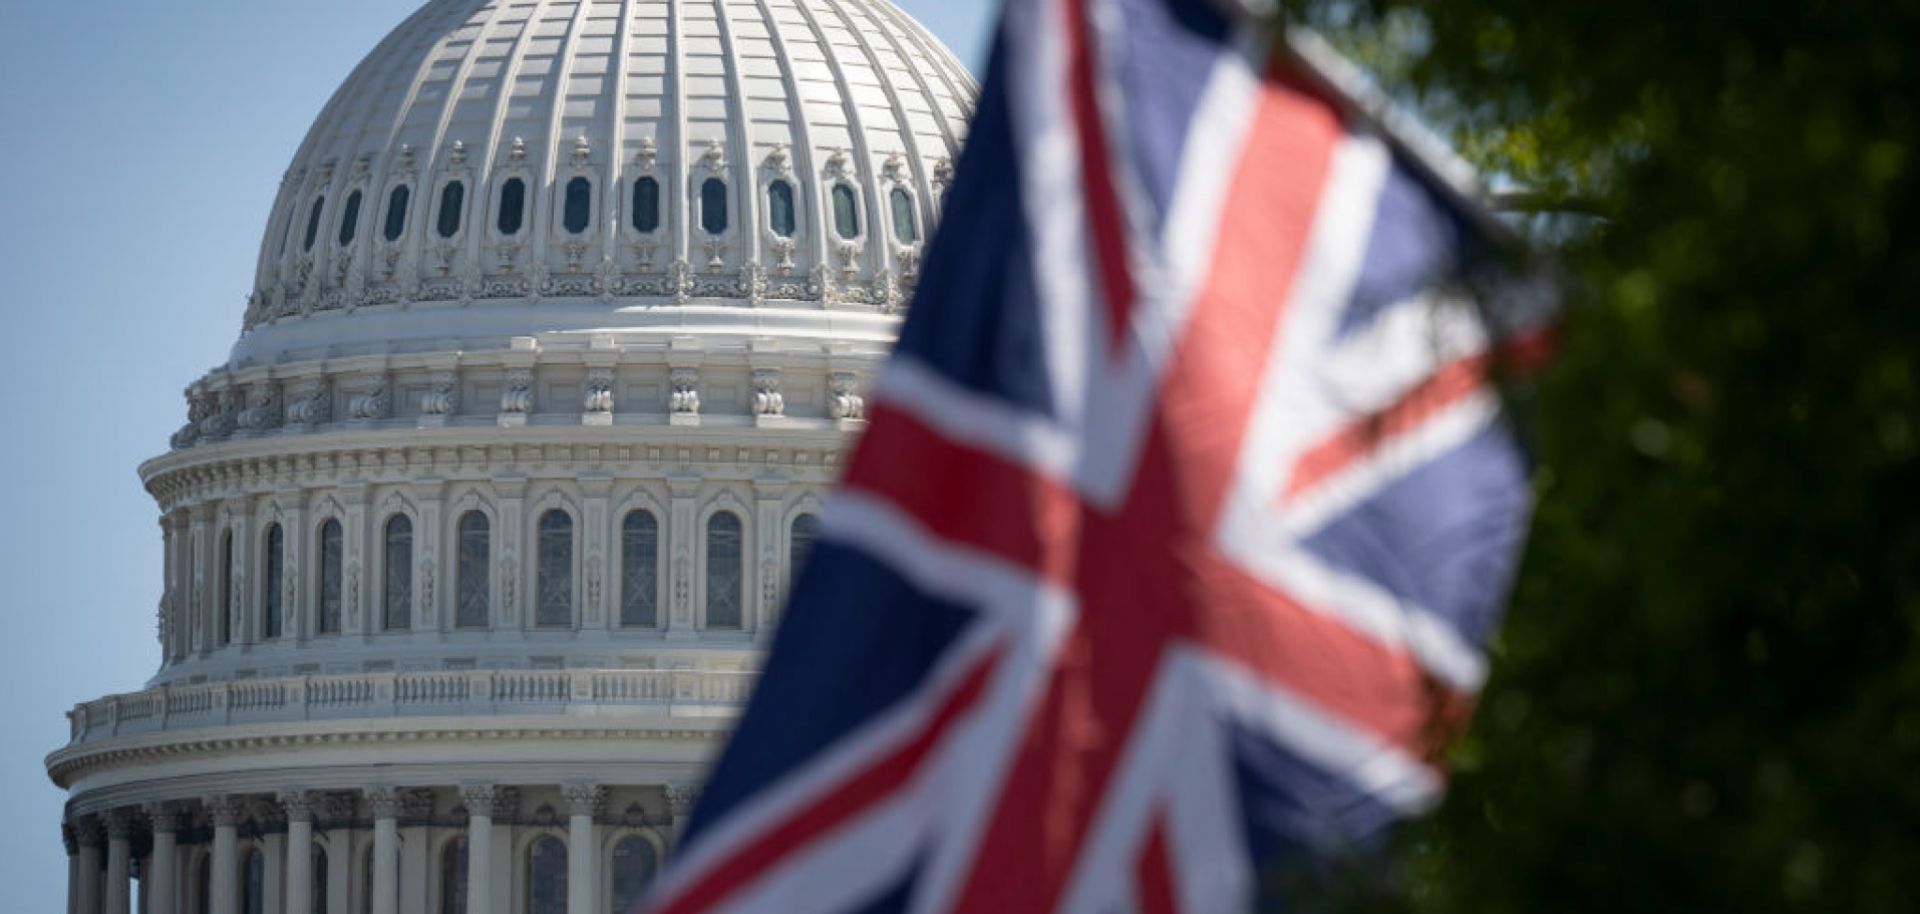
[646,1,1548,911]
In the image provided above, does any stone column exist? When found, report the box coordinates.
[563,785,604,914]
[365,787,398,914]
[398,790,431,914]
[281,792,314,914]
[665,784,701,848]
[105,810,135,914]
[666,476,701,637]
[458,786,497,914]
[191,505,215,656]
[64,822,81,914]
[76,817,104,914]
[207,796,245,914]
[147,804,180,914]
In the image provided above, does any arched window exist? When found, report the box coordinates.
[890,187,919,245]
[497,177,527,235]
[312,843,329,914]
[439,837,468,914]
[632,177,660,233]
[338,190,364,247]
[621,511,659,628]
[244,846,266,914]
[262,524,284,640]
[706,512,743,629]
[384,185,411,242]
[608,835,658,914]
[700,178,729,235]
[437,181,466,238]
[303,196,327,251]
[767,180,797,238]
[536,510,574,628]
[456,511,491,630]
[318,519,343,635]
[218,530,235,646]
[790,513,819,585]
[832,184,860,239]
[525,836,567,914]
[384,515,413,631]
[564,176,592,234]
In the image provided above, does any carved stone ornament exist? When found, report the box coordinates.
[751,369,785,417]
[701,139,727,174]
[501,369,534,416]
[205,795,248,829]
[670,368,701,415]
[278,790,316,823]
[563,783,607,818]
[828,371,866,421]
[458,784,500,816]
[347,374,390,421]
[364,785,401,819]
[665,784,702,821]
[635,136,659,172]
[670,259,695,304]
[585,369,615,417]
[238,383,283,432]
[422,370,460,417]
[286,379,331,427]
[672,550,692,623]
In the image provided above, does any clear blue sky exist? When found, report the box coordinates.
[0,2,995,906]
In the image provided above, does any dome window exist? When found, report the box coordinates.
[436,181,465,239]
[536,509,575,628]
[440,837,468,914]
[526,836,567,914]
[891,188,920,245]
[832,184,861,240]
[768,180,797,238]
[791,513,819,583]
[706,511,743,629]
[455,511,490,630]
[383,514,413,631]
[609,836,659,914]
[383,185,410,242]
[621,510,659,628]
[218,531,234,646]
[337,190,364,247]
[302,196,327,252]
[497,177,527,236]
[632,177,660,233]
[564,176,592,234]
[317,519,343,635]
[701,178,729,235]
[262,524,284,640]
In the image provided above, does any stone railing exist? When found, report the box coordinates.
[66,668,757,746]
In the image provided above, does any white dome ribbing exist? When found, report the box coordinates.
[241,0,973,365]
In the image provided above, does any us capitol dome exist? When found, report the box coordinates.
[47,1,973,912]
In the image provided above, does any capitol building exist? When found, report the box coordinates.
[46,1,972,912]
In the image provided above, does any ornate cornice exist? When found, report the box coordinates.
[48,719,727,789]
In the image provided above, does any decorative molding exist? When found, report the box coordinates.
[563,783,607,818]
[205,795,247,829]
[278,790,315,823]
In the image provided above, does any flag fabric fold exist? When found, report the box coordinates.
[645,1,1544,911]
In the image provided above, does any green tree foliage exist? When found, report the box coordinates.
[1288,2,1920,910]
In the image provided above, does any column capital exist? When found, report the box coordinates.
[205,795,247,829]
[278,790,316,824]
[74,815,107,848]
[105,807,143,840]
[562,783,606,818]
[460,784,519,820]
[664,784,701,822]
[364,785,401,820]
[145,801,188,834]
[62,821,78,856]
